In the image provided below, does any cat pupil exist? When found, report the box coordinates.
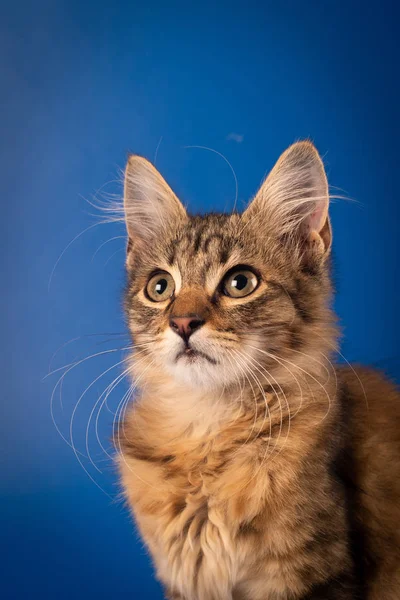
[233,274,247,290]
[156,279,167,294]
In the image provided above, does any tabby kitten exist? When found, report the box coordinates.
[118,142,400,599]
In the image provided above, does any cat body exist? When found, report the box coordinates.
[118,143,400,599]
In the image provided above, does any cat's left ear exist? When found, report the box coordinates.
[244,141,332,257]
[124,155,187,256]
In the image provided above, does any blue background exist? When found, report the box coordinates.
[2,1,399,598]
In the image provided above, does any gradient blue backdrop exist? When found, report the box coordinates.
[2,1,399,598]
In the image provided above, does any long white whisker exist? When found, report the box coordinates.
[49,347,132,453]
[47,333,129,375]
[115,358,169,492]
[86,364,133,471]
[241,350,285,430]
[104,247,125,266]
[184,145,238,212]
[314,332,369,411]
[229,349,272,461]
[48,221,109,291]
[69,357,129,472]
[227,348,259,444]
[239,349,293,468]
[93,350,152,465]
[248,345,333,423]
[223,350,245,426]
[91,236,126,262]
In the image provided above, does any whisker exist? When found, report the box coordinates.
[248,345,333,423]
[235,349,283,457]
[288,347,332,384]
[241,350,285,422]
[223,349,245,426]
[226,349,265,463]
[314,333,368,411]
[48,221,110,291]
[239,349,293,468]
[227,350,277,497]
[183,145,238,213]
[154,135,163,165]
[229,349,271,459]
[46,336,131,376]
[65,353,145,496]
[69,357,129,464]
[114,358,170,492]
[49,347,133,454]
[93,349,152,464]
[104,247,125,266]
[86,364,133,471]
[91,236,126,262]
[243,340,305,419]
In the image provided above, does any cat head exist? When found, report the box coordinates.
[123,142,335,391]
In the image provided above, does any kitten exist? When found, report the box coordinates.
[117,142,400,599]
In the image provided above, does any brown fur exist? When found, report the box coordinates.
[117,142,400,599]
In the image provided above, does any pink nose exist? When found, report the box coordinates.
[169,316,205,340]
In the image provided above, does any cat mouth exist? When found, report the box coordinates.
[176,347,217,365]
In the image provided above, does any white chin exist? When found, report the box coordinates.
[167,355,221,389]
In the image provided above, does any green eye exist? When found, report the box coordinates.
[223,269,258,298]
[146,272,175,302]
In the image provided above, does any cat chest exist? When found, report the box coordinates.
[125,451,312,600]
[128,454,242,598]
[140,481,303,600]
[147,484,238,599]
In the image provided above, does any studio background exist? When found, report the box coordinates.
[2,1,399,598]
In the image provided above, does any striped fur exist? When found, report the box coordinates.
[118,142,400,599]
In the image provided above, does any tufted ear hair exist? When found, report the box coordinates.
[244,141,332,257]
[124,155,187,255]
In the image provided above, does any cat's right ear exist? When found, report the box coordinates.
[243,141,332,259]
[124,155,187,258]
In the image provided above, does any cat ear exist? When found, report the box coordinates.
[244,141,331,256]
[124,155,187,253]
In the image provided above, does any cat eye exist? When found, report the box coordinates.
[222,268,259,298]
[146,272,175,302]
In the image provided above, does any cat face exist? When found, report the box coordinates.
[124,143,334,390]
